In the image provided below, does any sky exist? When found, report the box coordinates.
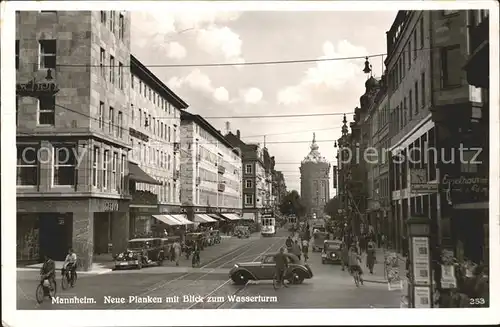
[131,10,398,195]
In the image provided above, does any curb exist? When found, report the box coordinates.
[363,279,388,284]
[16,267,113,275]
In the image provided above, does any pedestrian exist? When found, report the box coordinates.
[172,240,182,266]
[285,236,293,252]
[301,238,309,262]
[292,240,302,260]
[341,242,349,271]
[366,240,376,274]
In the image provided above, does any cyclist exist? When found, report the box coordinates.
[40,254,56,297]
[62,248,77,282]
[348,245,364,285]
[274,247,289,288]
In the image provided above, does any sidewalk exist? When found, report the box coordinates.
[17,261,113,275]
[361,248,407,285]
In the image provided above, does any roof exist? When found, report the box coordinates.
[181,111,241,155]
[302,133,329,164]
[130,55,189,110]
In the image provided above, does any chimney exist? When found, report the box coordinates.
[236,130,240,139]
[225,121,231,134]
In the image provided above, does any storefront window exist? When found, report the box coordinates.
[17,214,40,261]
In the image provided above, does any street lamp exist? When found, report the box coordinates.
[406,215,433,308]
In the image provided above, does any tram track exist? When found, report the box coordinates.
[111,237,265,309]
[186,236,286,310]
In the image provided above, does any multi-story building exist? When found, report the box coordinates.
[386,10,489,269]
[180,111,242,215]
[225,130,266,222]
[16,11,132,270]
[300,134,331,219]
[128,55,189,236]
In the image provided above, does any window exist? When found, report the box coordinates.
[118,62,123,89]
[408,41,411,69]
[118,14,124,39]
[149,88,152,100]
[460,151,478,173]
[16,96,20,126]
[153,93,156,105]
[38,96,55,125]
[245,194,254,205]
[17,145,38,186]
[156,149,160,166]
[157,120,160,137]
[110,11,115,33]
[441,45,461,88]
[131,105,135,126]
[16,40,19,69]
[92,146,99,187]
[121,154,126,191]
[109,106,114,135]
[420,18,424,49]
[131,75,134,89]
[413,29,418,59]
[139,80,142,94]
[415,81,419,115]
[99,48,106,78]
[53,144,76,186]
[153,118,156,135]
[173,128,176,142]
[109,55,115,84]
[245,179,253,188]
[39,40,56,69]
[245,164,253,174]
[103,150,109,189]
[403,97,407,125]
[160,122,164,138]
[409,90,413,120]
[111,152,117,190]
[117,111,123,138]
[168,126,171,142]
[139,109,142,127]
[100,11,107,24]
[168,154,171,170]
[421,72,426,107]
[148,114,152,131]
[98,101,104,129]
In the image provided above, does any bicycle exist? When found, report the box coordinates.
[273,269,289,290]
[36,276,57,304]
[61,266,77,290]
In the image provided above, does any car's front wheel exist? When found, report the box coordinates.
[232,271,249,285]
[288,270,305,284]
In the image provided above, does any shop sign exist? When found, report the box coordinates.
[129,128,149,142]
[414,286,431,308]
[411,169,438,193]
[440,264,457,289]
[442,174,488,204]
[16,71,59,96]
[103,200,119,212]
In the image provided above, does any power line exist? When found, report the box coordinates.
[23,45,440,69]
[241,126,341,139]
[201,112,351,120]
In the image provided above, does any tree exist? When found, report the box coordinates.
[279,190,306,217]
[324,196,342,219]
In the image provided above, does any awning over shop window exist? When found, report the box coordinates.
[242,213,255,221]
[207,214,224,221]
[128,162,162,185]
[170,214,194,225]
[221,213,240,221]
[152,215,182,226]
[194,214,217,223]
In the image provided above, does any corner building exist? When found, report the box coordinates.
[300,134,331,219]
[16,11,132,270]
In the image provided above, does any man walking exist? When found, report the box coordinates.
[292,239,302,260]
[172,240,182,266]
[301,238,309,262]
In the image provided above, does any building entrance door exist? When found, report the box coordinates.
[39,213,71,261]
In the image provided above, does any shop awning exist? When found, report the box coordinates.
[207,214,224,221]
[128,162,162,185]
[194,214,217,223]
[152,215,182,226]
[229,214,242,220]
[221,213,240,221]
[242,213,255,221]
[170,214,194,225]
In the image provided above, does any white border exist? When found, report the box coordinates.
[2,1,499,326]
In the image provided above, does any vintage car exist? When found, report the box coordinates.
[312,231,329,252]
[321,240,343,264]
[229,252,313,285]
[113,238,165,270]
[208,230,221,245]
[185,232,206,250]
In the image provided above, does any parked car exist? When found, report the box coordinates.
[113,238,165,270]
[321,240,343,264]
[229,252,313,285]
[185,232,206,250]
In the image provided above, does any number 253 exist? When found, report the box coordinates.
[469,298,486,305]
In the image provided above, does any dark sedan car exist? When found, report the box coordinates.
[321,240,343,264]
[229,252,313,285]
[113,238,165,270]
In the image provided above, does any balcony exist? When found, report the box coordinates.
[218,183,226,192]
[218,165,226,175]
[464,16,489,88]
[196,176,201,185]
[173,170,180,180]
[131,190,158,206]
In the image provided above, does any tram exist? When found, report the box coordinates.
[260,213,276,237]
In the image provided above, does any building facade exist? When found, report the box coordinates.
[272,170,287,212]
[386,10,489,282]
[225,131,267,222]
[16,10,132,270]
[300,134,331,219]
[128,55,188,236]
[180,112,242,214]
